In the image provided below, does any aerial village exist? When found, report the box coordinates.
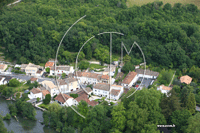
[0,59,193,110]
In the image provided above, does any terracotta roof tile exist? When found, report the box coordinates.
[88,100,98,106]
[101,75,109,80]
[0,64,7,69]
[42,90,50,96]
[159,85,172,91]
[45,62,54,67]
[93,83,110,91]
[75,93,89,102]
[111,89,121,96]
[30,88,41,94]
[54,93,73,103]
[36,70,42,74]
[30,78,37,81]
[84,87,92,93]
[180,75,192,84]
[76,72,101,79]
[122,71,137,84]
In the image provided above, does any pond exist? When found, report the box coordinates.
[0,96,56,133]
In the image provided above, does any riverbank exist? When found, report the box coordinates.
[0,96,56,133]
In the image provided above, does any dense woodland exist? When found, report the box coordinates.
[0,0,200,71]
[40,87,199,133]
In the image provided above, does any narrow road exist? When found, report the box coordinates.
[0,73,56,84]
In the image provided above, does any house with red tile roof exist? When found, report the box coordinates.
[42,90,50,99]
[54,93,74,106]
[0,64,7,72]
[157,85,172,96]
[180,75,192,84]
[76,72,102,85]
[93,83,124,100]
[30,77,38,83]
[73,90,98,106]
[110,85,124,100]
[121,71,138,88]
[101,75,110,83]
[45,61,54,68]
[28,88,43,100]
[50,65,74,76]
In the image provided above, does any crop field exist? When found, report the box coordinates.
[126,0,200,8]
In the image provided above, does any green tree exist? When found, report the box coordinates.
[37,97,40,102]
[160,89,182,120]
[8,104,17,117]
[126,101,149,132]
[3,113,11,120]
[43,94,51,104]
[43,111,50,126]
[85,45,92,60]
[76,100,89,129]
[186,113,200,133]
[16,92,20,99]
[169,109,192,133]
[63,51,73,64]
[186,92,196,114]
[111,102,126,132]
[45,67,50,73]
[2,87,14,98]
[78,61,89,70]
[9,78,20,87]
[0,115,7,133]
[77,51,85,61]
[48,102,62,114]
[0,85,6,93]
[121,61,135,74]
[62,126,75,133]
[123,54,131,63]
[181,85,194,107]
[82,105,111,133]
[21,102,36,120]
[61,72,66,79]
[173,85,181,94]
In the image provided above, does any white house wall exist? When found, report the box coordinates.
[28,92,43,100]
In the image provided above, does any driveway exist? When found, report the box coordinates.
[137,77,154,88]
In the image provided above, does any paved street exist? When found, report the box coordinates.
[0,73,56,84]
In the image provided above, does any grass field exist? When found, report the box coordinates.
[38,103,49,110]
[126,0,200,8]
[89,63,107,69]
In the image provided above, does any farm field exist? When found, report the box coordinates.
[126,0,200,8]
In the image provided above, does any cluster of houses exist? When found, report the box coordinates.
[27,77,98,106]
[13,61,75,77]
[2,59,194,107]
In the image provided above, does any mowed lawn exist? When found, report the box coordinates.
[126,0,200,8]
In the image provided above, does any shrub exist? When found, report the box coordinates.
[3,113,11,120]
[43,94,51,104]
[70,94,78,98]
[9,79,20,87]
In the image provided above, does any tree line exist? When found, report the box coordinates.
[0,1,200,73]
[41,87,200,133]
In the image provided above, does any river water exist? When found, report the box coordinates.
[0,97,56,133]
